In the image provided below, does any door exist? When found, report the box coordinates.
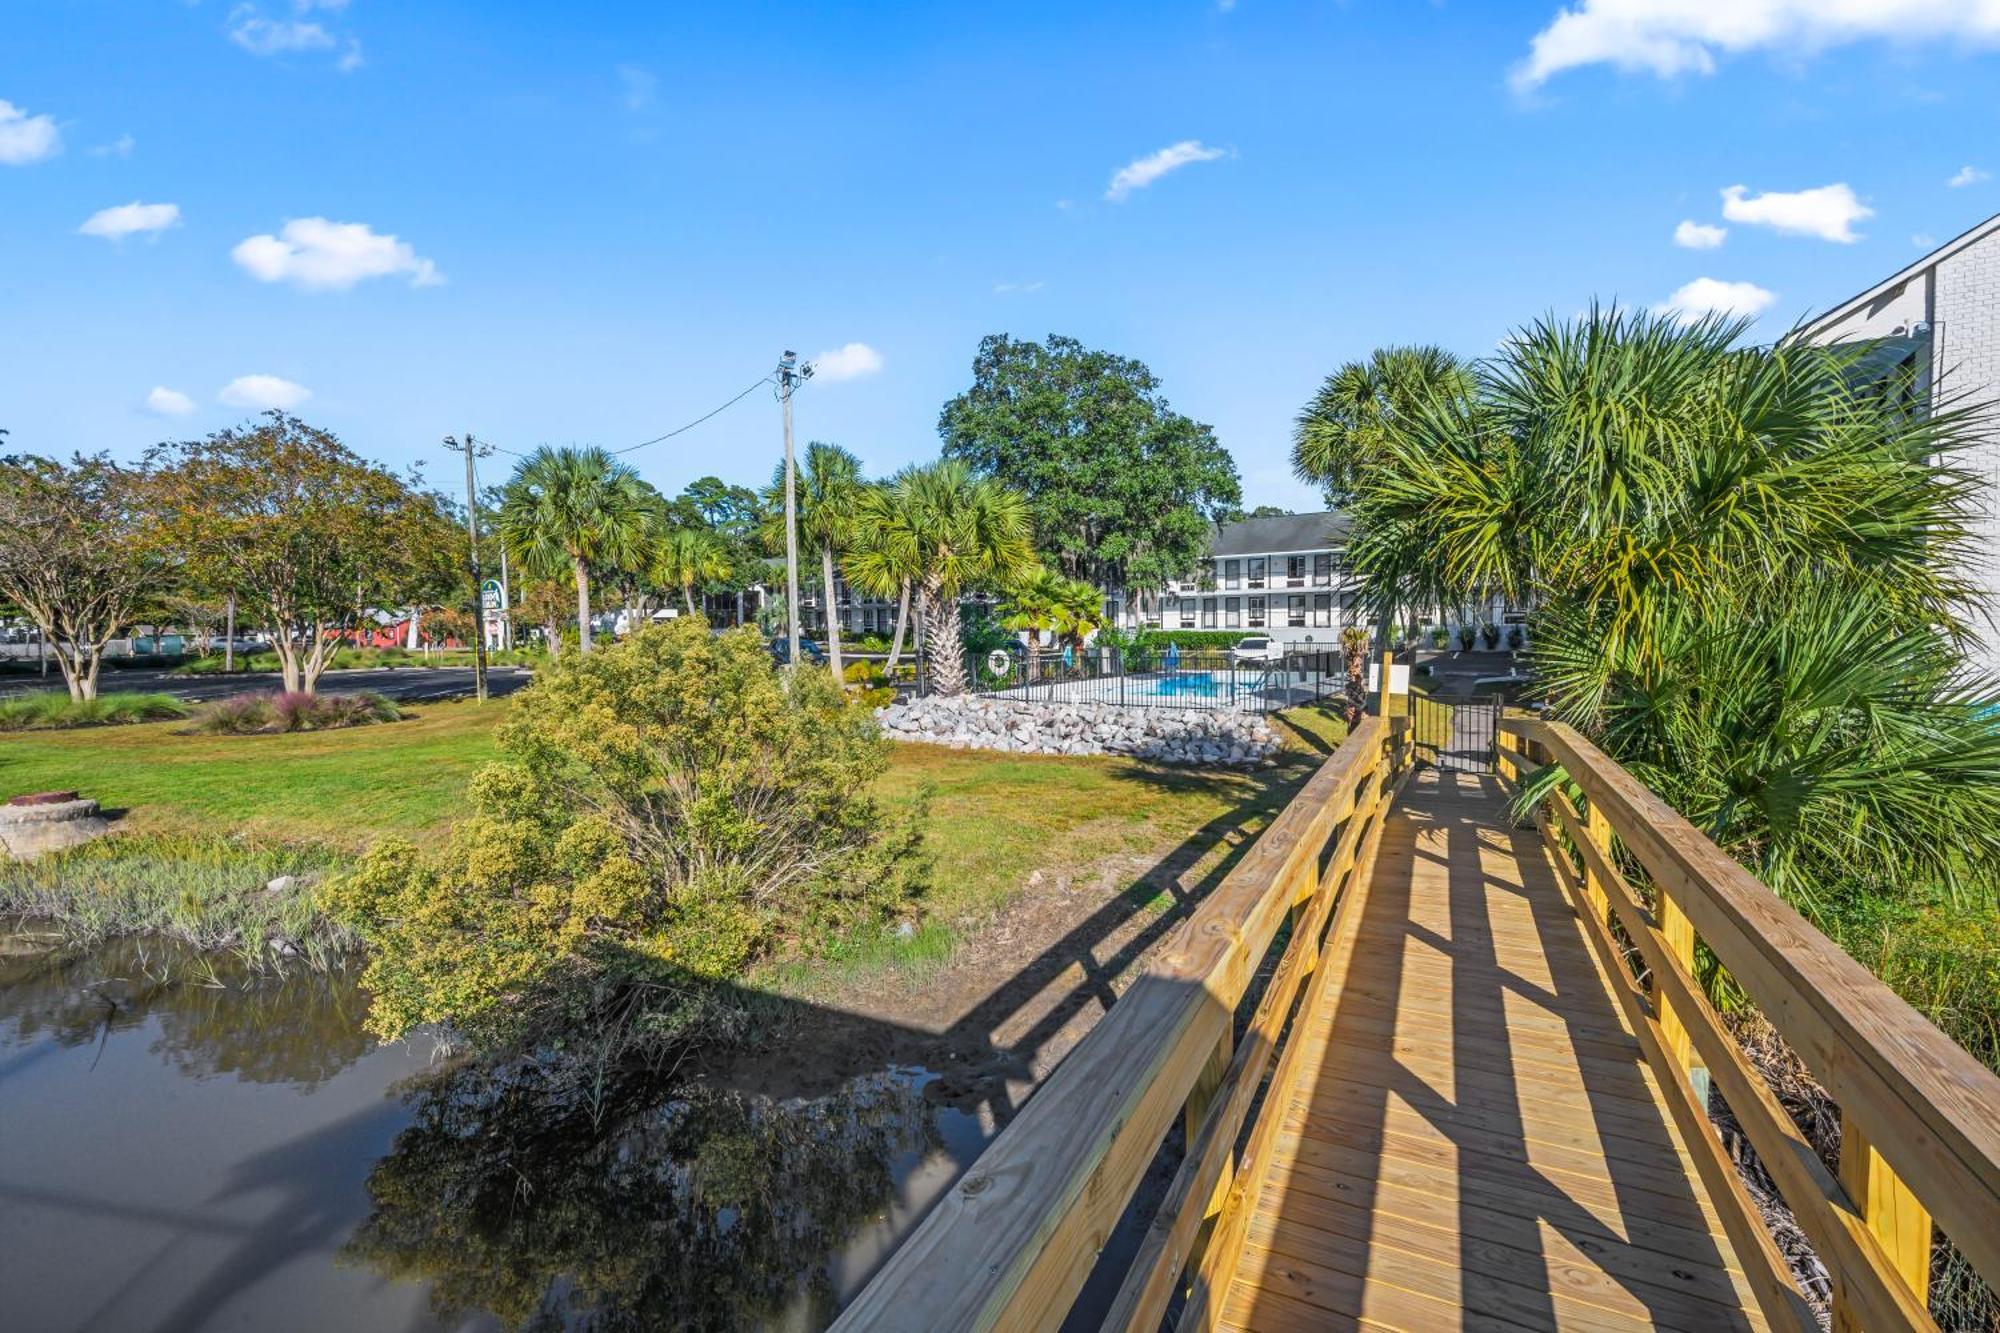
[1411,692,1499,774]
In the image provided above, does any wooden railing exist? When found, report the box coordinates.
[832,713,1414,1332]
[1498,717,2000,1333]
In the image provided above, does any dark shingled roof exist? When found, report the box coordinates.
[1211,510,1351,557]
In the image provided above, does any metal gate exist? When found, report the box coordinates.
[1410,692,1501,774]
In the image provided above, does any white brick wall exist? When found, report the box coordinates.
[1936,233,2000,681]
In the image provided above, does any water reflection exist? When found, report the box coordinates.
[344,1054,945,1331]
[0,933,373,1087]
[2,931,986,1332]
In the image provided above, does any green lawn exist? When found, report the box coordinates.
[0,698,1345,918]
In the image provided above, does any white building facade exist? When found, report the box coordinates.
[1803,211,2000,680]
[1115,511,1367,648]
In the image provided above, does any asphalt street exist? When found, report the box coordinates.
[0,665,536,703]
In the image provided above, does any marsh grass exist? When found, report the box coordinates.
[0,832,354,967]
[0,691,190,731]
[185,690,402,735]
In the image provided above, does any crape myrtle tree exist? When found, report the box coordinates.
[0,452,165,701]
[148,414,453,695]
[938,334,1241,617]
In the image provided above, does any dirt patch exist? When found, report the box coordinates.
[700,767,1295,1136]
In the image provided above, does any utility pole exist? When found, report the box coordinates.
[777,350,814,667]
[443,432,492,704]
[223,595,236,673]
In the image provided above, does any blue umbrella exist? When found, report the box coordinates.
[1164,642,1181,671]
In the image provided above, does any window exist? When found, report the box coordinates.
[1247,557,1267,589]
[1312,553,1331,586]
[1312,593,1331,628]
[1248,595,1266,628]
[1287,595,1307,627]
[1201,597,1216,628]
[1286,556,1307,586]
[1178,598,1195,629]
[1223,596,1241,629]
[1222,558,1241,590]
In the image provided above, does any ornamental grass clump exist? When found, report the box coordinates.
[187,689,401,734]
[0,690,190,730]
[327,618,928,1055]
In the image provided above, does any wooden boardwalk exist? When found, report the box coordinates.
[1218,766,1768,1332]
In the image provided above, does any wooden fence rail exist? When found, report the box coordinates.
[831,714,1413,1333]
[1499,716,2000,1333]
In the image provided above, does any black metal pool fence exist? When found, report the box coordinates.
[928,644,1342,713]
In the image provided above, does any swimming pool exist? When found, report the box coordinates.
[983,669,1330,713]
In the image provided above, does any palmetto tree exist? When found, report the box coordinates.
[1344,304,2000,909]
[765,442,866,680]
[999,566,1066,680]
[843,460,1034,696]
[1048,576,1109,659]
[652,525,731,616]
[498,446,653,654]
[843,483,920,676]
[1291,344,1472,507]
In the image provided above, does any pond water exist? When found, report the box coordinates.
[0,934,991,1332]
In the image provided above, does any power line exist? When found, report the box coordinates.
[473,374,779,462]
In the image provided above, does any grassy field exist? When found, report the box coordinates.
[1,697,1347,964]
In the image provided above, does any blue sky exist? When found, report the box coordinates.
[4,1,1999,509]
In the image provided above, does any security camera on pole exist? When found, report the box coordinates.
[777,351,814,667]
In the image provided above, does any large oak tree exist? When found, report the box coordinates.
[938,334,1241,597]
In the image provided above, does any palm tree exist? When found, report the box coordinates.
[498,446,653,654]
[1048,576,1109,659]
[1291,345,1472,507]
[765,442,866,680]
[1341,304,2000,911]
[844,460,1034,696]
[999,567,1066,681]
[652,525,730,616]
[843,483,919,676]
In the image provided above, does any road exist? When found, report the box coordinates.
[0,665,536,704]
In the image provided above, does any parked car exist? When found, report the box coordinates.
[207,636,270,655]
[1230,635,1286,665]
[768,636,827,666]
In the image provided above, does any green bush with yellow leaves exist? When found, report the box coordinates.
[329,618,927,1053]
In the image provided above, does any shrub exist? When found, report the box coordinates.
[1506,624,1525,651]
[187,690,401,735]
[1479,621,1500,649]
[326,619,929,1054]
[0,690,190,730]
[842,659,897,708]
[1429,627,1448,649]
[1456,625,1476,651]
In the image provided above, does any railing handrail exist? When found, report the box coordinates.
[1501,715,2000,1331]
[833,715,1408,1332]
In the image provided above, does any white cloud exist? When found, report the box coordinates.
[811,342,884,382]
[993,280,1045,294]
[219,374,312,411]
[1514,0,2000,90]
[1913,232,1938,249]
[1657,277,1777,322]
[0,99,61,165]
[89,133,136,158]
[1720,183,1871,242]
[79,201,182,240]
[146,386,195,417]
[232,217,443,290]
[227,6,336,56]
[337,39,364,73]
[1672,219,1726,249]
[1105,140,1226,202]
[1949,164,1990,188]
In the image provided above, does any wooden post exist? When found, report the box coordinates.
[1183,1030,1236,1272]
[1376,648,1394,717]
[1581,799,1612,926]
[1834,1116,1932,1331]
[1656,886,1704,1088]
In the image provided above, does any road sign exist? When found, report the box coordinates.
[481,578,504,612]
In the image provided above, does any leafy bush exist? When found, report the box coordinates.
[842,658,897,707]
[1456,624,1476,651]
[327,619,928,1054]
[1429,627,1448,649]
[186,690,401,734]
[1479,621,1500,649]
[1506,624,1525,650]
[0,690,190,731]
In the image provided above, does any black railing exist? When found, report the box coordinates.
[936,645,1341,714]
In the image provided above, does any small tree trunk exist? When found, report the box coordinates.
[885,578,911,674]
[822,543,844,682]
[573,556,594,654]
[545,619,561,659]
[53,642,90,702]
[405,609,421,650]
[684,583,696,615]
